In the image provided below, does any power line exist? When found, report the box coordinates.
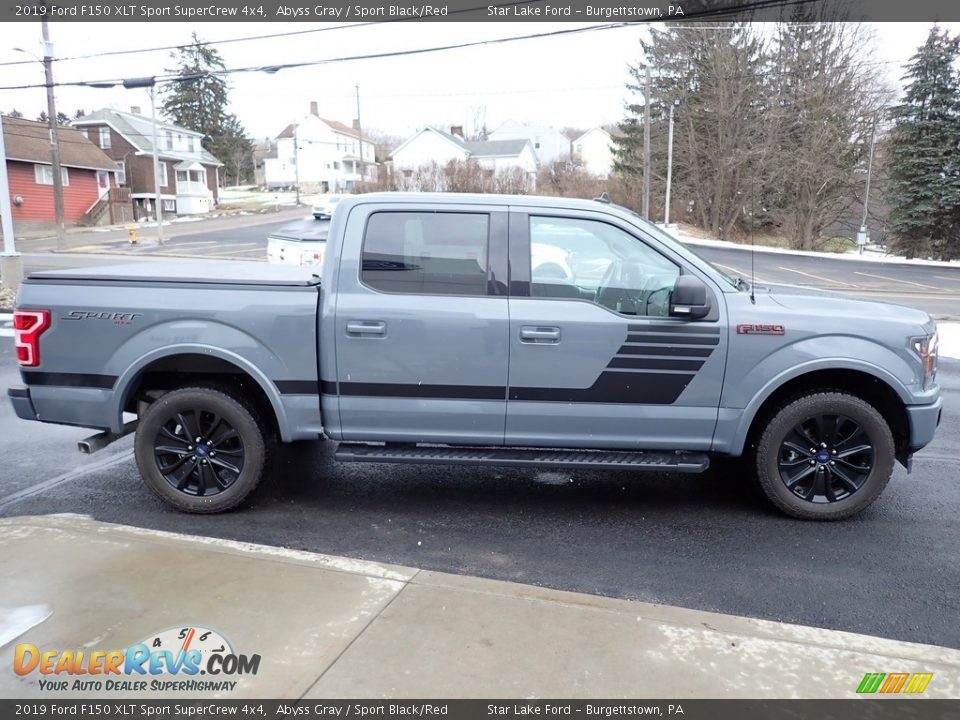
[0,0,828,91]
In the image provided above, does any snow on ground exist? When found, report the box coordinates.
[659,224,960,268]
[938,322,960,360]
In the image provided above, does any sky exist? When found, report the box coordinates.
[0,21,955,144]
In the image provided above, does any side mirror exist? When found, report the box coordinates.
[670,275,711,319]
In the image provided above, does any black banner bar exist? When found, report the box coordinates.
[4,0,960,23]
[1,700,959,720]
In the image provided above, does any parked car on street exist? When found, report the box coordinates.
[312,195,342,220]
[266,218,329,268]
[8,193,941,520]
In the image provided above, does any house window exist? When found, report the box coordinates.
[535,136,541,149]
[176,170,188,184]
[156,163,168,188]
[115,161,126,185]
[99,127,111,149]
[576,144,583,153]
[189,138,196,152]
[34,164,69,186]
[333,161,340,170]
[164,130,173,150]
[162,199,176,212]
[361,212,490,296]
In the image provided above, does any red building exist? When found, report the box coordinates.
[2,115,128,225]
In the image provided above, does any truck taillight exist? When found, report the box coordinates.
[13,309,51,367]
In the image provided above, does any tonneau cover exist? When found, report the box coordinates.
[26,260,320,286]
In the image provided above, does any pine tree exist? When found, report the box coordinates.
[887,26,960,260]
[160,33,253,185]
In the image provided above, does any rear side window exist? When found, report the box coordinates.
[361,212,489,296]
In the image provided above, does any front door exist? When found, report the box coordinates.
[505,210,728,450]
[332,201,510,444]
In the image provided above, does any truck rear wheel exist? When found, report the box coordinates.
[755,391,895,521]
[135,386,268,513]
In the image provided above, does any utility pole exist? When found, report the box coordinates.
[41,13,66,251]
[293,120,301,206]
[858,113,878,255]
[0,115,24,292]
[642,66,651,221]
[664,102,675,227]
[355,84,364,184]
[149,85,164,245]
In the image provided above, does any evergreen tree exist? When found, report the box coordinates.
[886,26,960,260]
[160,33,253,185]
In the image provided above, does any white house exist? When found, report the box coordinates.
[488,120,571,165]
[573,127,615,177]
[264,102,377,192]
[391,126,537,180]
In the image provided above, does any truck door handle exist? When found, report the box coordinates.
[520,326,561,344]
[346,320,386,337]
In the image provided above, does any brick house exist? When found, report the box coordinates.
[2,115,127,225]
[73,108,222,219]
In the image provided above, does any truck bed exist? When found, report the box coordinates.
[25,261,320,287]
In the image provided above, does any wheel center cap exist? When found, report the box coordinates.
[195,445,209,457]
[816,450,830,464]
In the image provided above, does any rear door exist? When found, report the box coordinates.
[505,209,728,450]
[332,201,510,444]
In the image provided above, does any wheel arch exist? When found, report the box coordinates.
[733,368,910,466]
[110,346,288,440]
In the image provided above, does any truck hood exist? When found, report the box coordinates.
[755,282,934,330]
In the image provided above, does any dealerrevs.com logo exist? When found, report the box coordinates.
[13,625,260,693]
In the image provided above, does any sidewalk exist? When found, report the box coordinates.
[1,515,957,700]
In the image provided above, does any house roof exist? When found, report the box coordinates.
[573,127,613,144]
[464,139,530,158]
[391,127,531,160]
[1,115,117,171]
[276,117,368,141]
[73,109,222,166]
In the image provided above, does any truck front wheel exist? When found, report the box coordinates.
[755,392,895,521]
[134,386,268,513]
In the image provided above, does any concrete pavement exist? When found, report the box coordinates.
[1,514,958,700]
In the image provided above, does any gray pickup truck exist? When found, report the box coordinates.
[8,193,942,520]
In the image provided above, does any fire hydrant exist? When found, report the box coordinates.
[128,225,138,245]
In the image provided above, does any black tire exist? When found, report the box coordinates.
[755,392,895,521]
[135,386,269,513]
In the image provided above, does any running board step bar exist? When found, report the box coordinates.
[335,444,709,473]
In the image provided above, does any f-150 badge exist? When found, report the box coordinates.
[737,324,785,335]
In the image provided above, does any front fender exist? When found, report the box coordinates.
[717,335,918,456]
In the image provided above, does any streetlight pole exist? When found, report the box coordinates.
[664,103,675,227]
[41,15,66,252]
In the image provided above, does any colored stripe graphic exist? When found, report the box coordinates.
[856,673,885,694]
[903,673,933,694]
[880,672,909,693]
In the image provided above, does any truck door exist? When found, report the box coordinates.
[330,202,510,444]
[505,209,727,449]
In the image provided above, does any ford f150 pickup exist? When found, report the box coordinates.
[7,193,942,520]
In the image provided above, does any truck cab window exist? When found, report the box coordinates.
[362,212,490,296]
[529,216,679,317]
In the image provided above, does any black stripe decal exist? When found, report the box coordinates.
[616,345,714,358]
[339,382,506,400]
[320,380,337,395]
[608,358,705,372]
[626,334,720,345]
[21,371,116,389]
[510,372,694,405]
[275,380,320,395]
[628,324,720,335]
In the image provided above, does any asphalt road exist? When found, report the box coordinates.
[16,216,960,318]
[2,338,958,651]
